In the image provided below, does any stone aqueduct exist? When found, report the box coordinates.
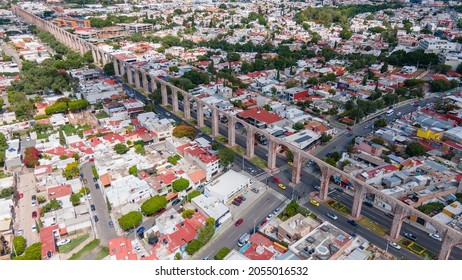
[11,5,462,259]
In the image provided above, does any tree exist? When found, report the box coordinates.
[68,99,89,111]
[185,239,201,255]
[186,190,201,202]
[13,236,26,256]
[217,147,235,167]
[293,122,305,131]
[405,142,427,157]
[436,64,452,75]
[339,28,352,40]
[58,129,66,146]
[374,118,387,128]
[63,161,80,179]
[71,153,79,161]
[457,62,462,74]
[172,178,190,192]
[79,186,91,196]
[371,138,385,145]
[140,196,168,216]
[118,211,142,231]
[24,147,40,168]
[14,242,42,260]
[286,150,294,161]
[128,165,138,176]
[172,125,197,139]
[134,144,146,155]
[380,62,388,73]
[70,193,81,206]
[182,209,195,219]
[45,102,68,115]
[113,143,129,154]
[103,62,115,76]
[324,157,337,167]
[215,247,231,260]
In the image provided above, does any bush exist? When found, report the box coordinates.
[167,154,181,165]
[128,165,138,176]
[186,190,201,202]
[172,125,197,139]
[70,193,81,206]
[118,211,142,231]
[182,209,195,219]
[13,236,26,256]
[24,147,40,167]
[141,196,168,216]
[185,239,201,255]
[215,247,231,260]
[113,143,129,154]
[172,178,190,192]
[13,242,42,260]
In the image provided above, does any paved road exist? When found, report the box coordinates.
[80,162,117,245]
[195,189,287,260]
[1,43,22,70]
[15,171,39,245]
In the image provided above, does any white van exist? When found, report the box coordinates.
[237,233,250,247]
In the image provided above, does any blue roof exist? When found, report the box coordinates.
[295,135,312,143]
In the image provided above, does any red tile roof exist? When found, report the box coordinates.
[158,173,177,185]
[48,185,72,199]
[44,146,75,157]
[237,108,283,124]
[40,225,58,259]
[88,136,103,147]
[108,237,138,260]
[103,133,124,143]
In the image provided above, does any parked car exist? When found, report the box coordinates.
[273,208,280,215]
[231,200,241,206]
[93,178,97,182]
[278,183,286,190]
[136,227,145,235]
[238,195,246,201]
[32,211,37,218]
[266,214,274,220]
[56,239,71,246]
[310,199,320,207]
[90,204,96,211]
[260,219,268,227]
[83,179,88,184]
[108,221,114,228]
[251,187,259,193]
[31,224,37,232]
[86,194,92,200]
[326,212,337,220]
[235,218,244,227]
[95,183,100,189]
[16,229,24,236]
[272,177,281,183]
[314,185,321,191]
[18,193,23,199]
[234,197,243,203]
[429,233,442,241]
[347,127,352,131]
[171,198,181,206]
[404,232,417,241]
[388,242,401,250]
[347,219,358,227]
[335,187,344,193]
[93,215,99,222]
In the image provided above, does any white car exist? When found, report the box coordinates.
[56,239,71,246]
[388,241,401,250]
[429,233,442,242]
[266,214,274,220]
[86,194,92,200]
[31,200,36,207]
[16,229,24,236]
[326,212,338,220]
[31,224,37,232]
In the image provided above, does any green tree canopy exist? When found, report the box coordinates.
[128,165,138,176]
[118,211,142,231]
[141,196,168,216]
[215,247,231,260]
[13,236,26,256]
[172,178,190,192]
[172,125,197,139]
[405,142,427,157]
[217,147,235,167]
[113,143,129,154]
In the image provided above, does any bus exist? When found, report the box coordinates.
[386,109,394,116]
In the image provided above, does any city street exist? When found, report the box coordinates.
[15,171,39,245]
[80,162,118,244]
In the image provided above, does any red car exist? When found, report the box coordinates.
[273,177,281,183]
[260,219,268,227]
[18,193,23,199]
[235,218,244,227]
[32,211,37,218]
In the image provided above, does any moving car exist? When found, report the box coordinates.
[314,185,321,191]
[18,193,23,199]
[364,201,373,207]
[310,199,320,207]
[278,183,286,190]
[429,233,442,241]
[347,219,358,227]
[326,212,337,220]
[235,218,244,227]
[272,177,281,183]
[388,242,401,250]
[32,211,37,218]
[251,187,260,193]
[287,162,293,166]
[16,229,24,236]
[404,232,417,241]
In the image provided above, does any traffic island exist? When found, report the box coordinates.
[325,200,351,216]
[357,217,388,236]
[397,239,436,259]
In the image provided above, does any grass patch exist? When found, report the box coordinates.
[357,217,388,236]
[250,156,267,169]
[58,233,90,253]
[326,200,351,215]
[398,239,435,257]
[200,127,212,135]
[166,105,173,111]
[176,111,184,118]
[187,118,197,125]
[231,146,245,156]
[95,111,109,119]
[68,239,100,260]
[94,247,109,260]
[214,135,228,144]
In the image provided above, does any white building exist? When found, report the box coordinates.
[204,170,250,203]
[105,175,153,208]
[191,194,230,224]
[418,39,460,54]
[438,51,462,70]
